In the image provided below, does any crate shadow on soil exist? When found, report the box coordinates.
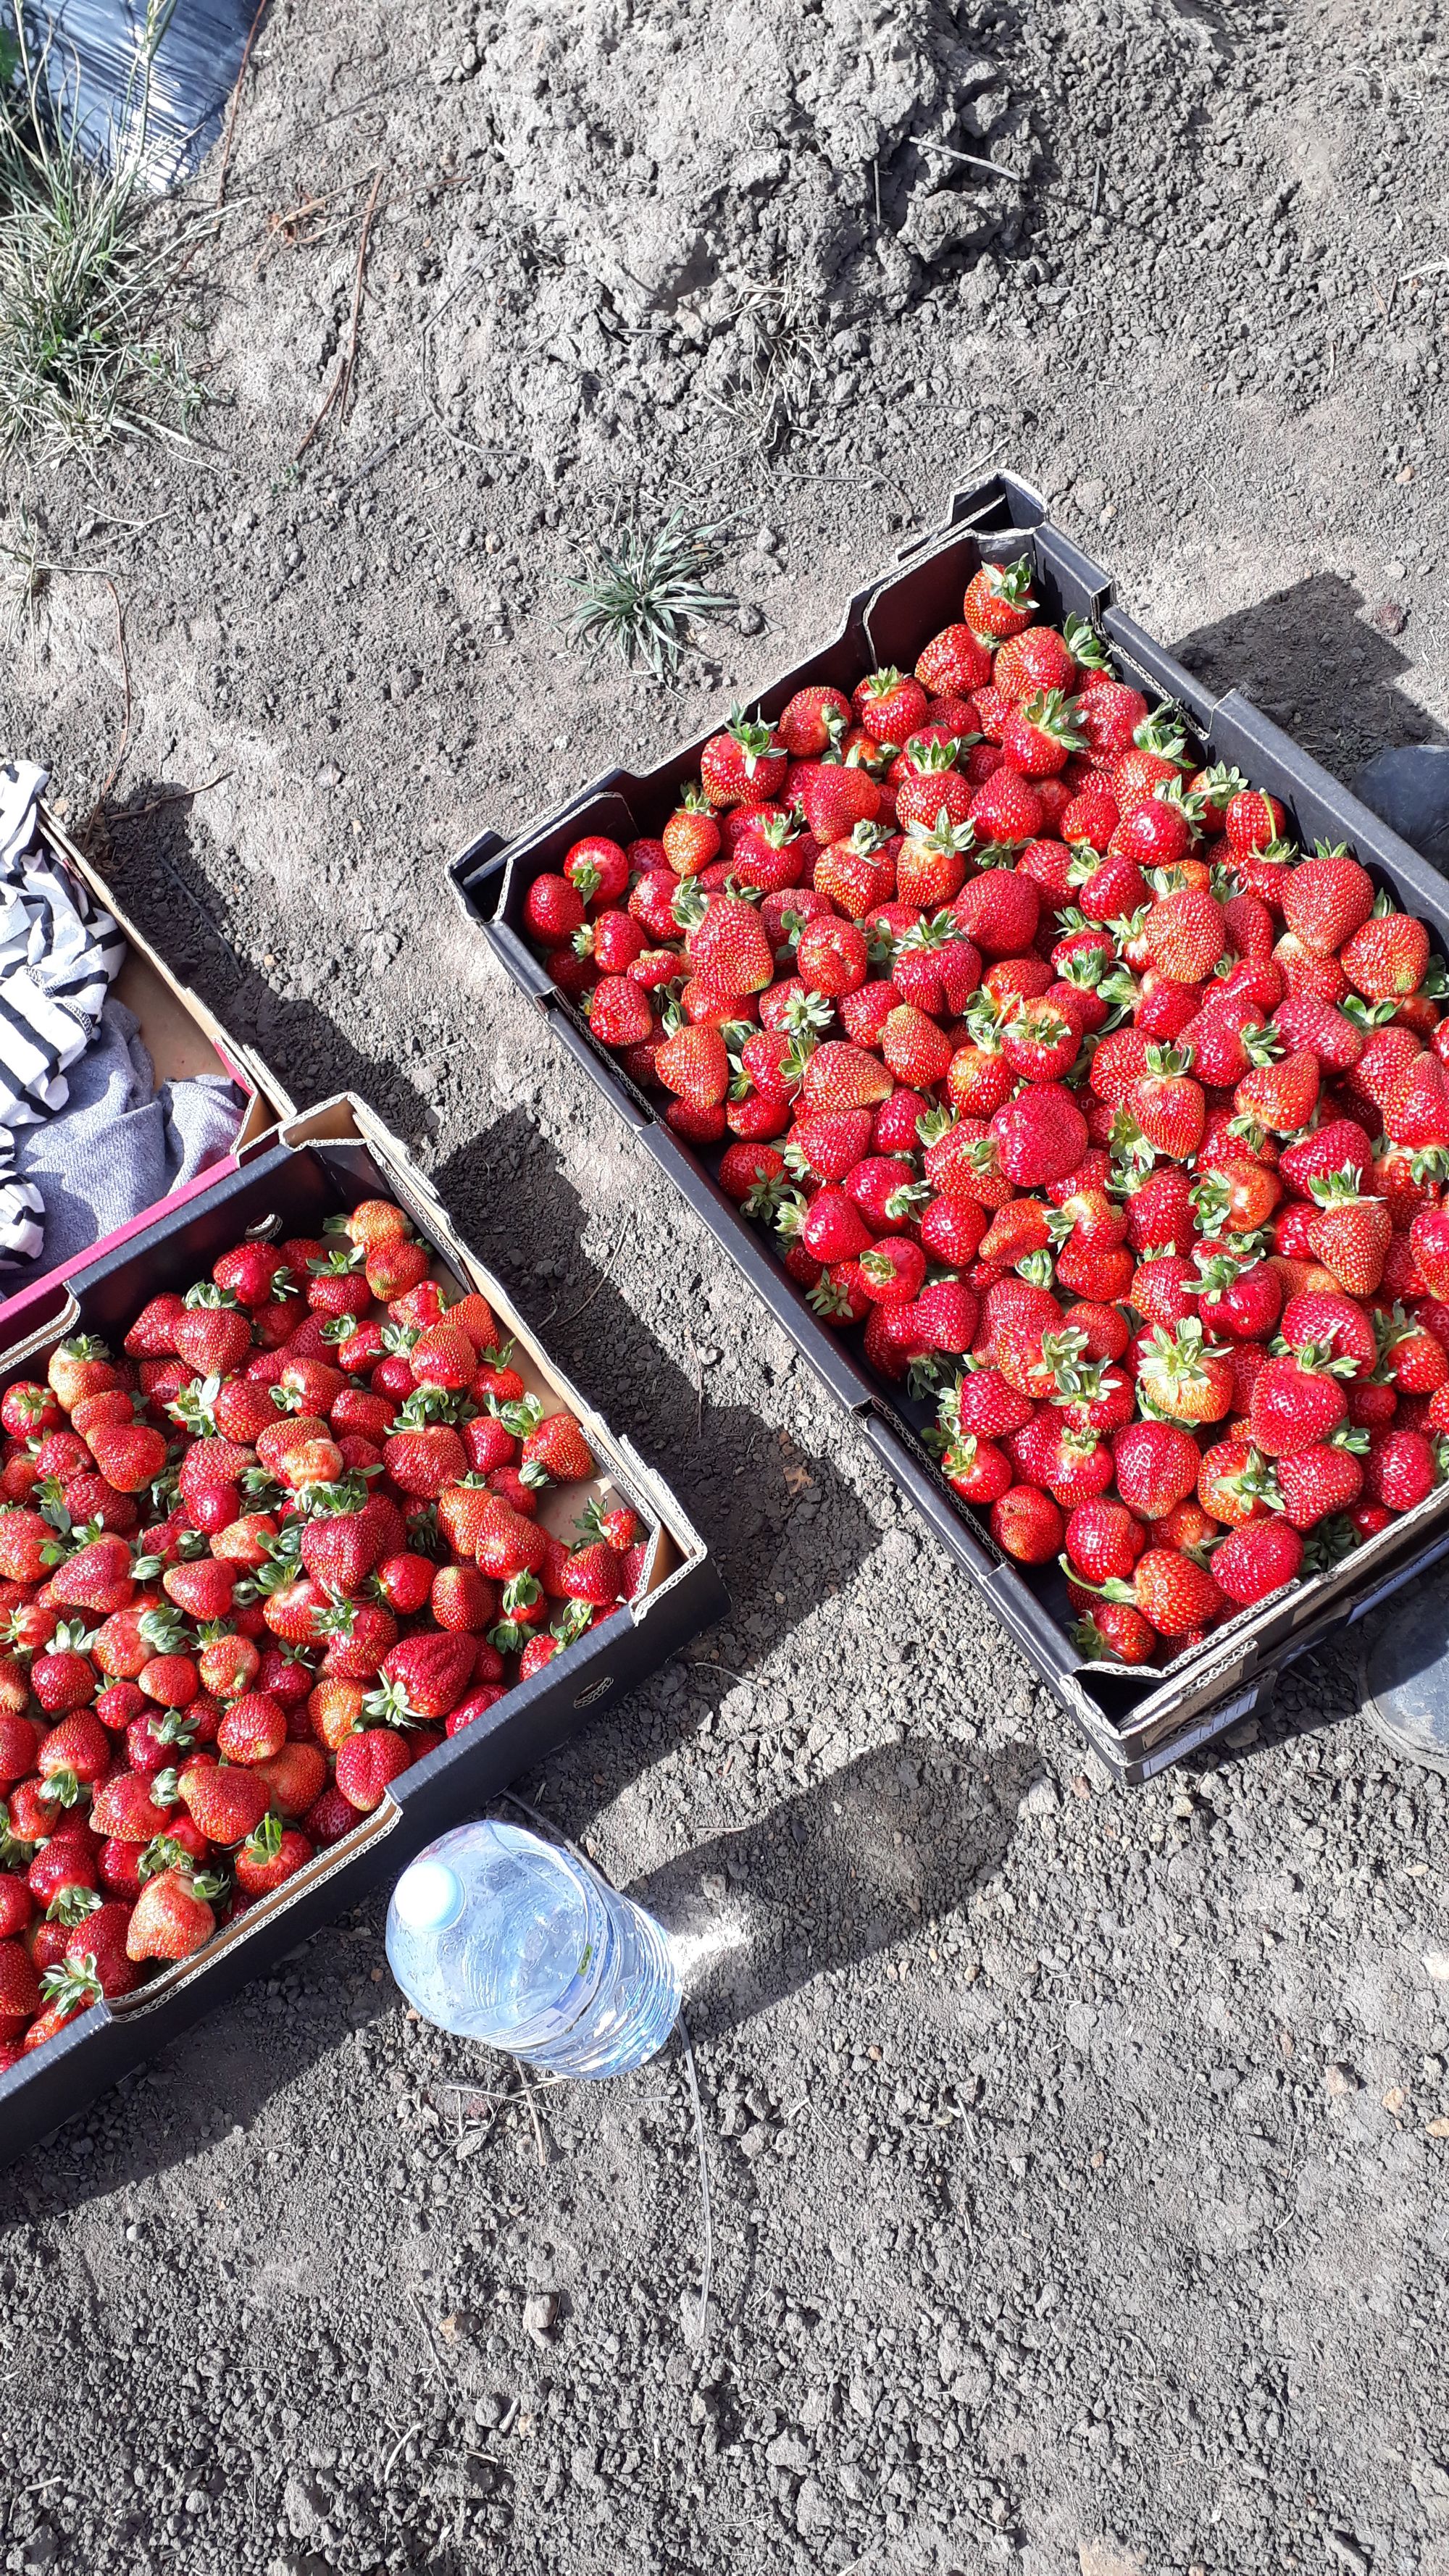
[90,780,435,1144]
[1172,572,1448,777]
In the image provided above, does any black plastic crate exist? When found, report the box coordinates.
[450,469,1449,1781]
[0,1095,725,2165]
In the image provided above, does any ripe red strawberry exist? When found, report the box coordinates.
[653,1021,731,1109]
[335,1726,412,1812]
[1064,1498,1145,1585]
[1305,1170,1391,1297]
[0,1937,40,2038]
[177,1761,268,1844]
[214,1689,285,1764]
[85,1421,167,1493]
[1384,1050,1449,1157]
[967,766,1043,848]
[1274,1443,1364,1529]
[700,710,788,808]
[525,874,588,945]
[1144,887,1226,984]
[1340,908,1429,1001]
[1210,1519,1303,1605]
[1131,1547,1224,1637]
[91,1768,178,1841]
[1112,1419,1201,1518]
[1250,1352,1350,1458]
[853,667,928,746]
[586,975,653,1049]
[162,1558,235,1622]
[233,1814,312,1898]
[1234,1047,1320,1138]
[48,1335,120,1411]
[513,1411,590,1486]
[173,1291,252,1378]
[989,1087,1088,1188]
[989,1486,1064,1564]
[1280,851,1374,956]
[125,1865,221,1962]
[964,556,1037,640]
[382,1421,468,1499]
[318,1597,398,1680]
[0,1506,54,1584]
[251,1740,327,1816]
[1364,1427,1439,1513]
[776,684,852,758]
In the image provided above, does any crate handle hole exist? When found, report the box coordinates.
[573,1678,614,1709]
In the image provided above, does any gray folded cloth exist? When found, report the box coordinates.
[13,999,246,1270]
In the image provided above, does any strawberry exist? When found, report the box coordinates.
[0,1937,40,2038]
[1208,1520,1303,1605]
[879,1003,952,1090]
[989,1486,1064,1563]
[1280,851,1374,956]
[426,1564,495,1633]
[1305,1169,1391,1297]
[1131,1045,1205,1162]
[317,1596,398,1681]
[85,1421,167,1492]
[125,1865,222,1962]
[162,1559,235,1622]
[1130,1547,1224,1638]
[216,1691,287,1763]
[1274,1442,1364,1530]
[0,1506,51,1584]
[1112,1419,1201,1518]
[1364,1427,1440,1513]
[1340,907,1429,1001]
[1233,1047,1319,1139]
[654,1021,731,1108]
[1000,688,1085,779]
[966,767,1043,848]
[91,1768,178,1841]
[913,625,994,698]
[48,1335,120,1411]
[989,1087,1088,1188]
[519,1410,594,1483]
[1144,887,1226,984]
[525,875,588,945]
[251,1740,327,1816]
[700,709,788,808]
[1135,1319,1234,1426]
[177,1761,268,1844]
[173,1288,252,1378]
[334,1726,413,1812]
[964,556,1037,641]
[1249,1351,1350,1457]
[383,1421,468,1499]
[1410,1207,1449,1300]
[853,668,929,746]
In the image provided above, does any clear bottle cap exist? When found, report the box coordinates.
[394,1857,466,1933]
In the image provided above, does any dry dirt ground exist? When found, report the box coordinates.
[2,0,1449,2568]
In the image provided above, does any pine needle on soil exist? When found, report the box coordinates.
[0,3,205,459]
[568,511,736,679]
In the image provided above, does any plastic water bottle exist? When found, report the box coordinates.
[385,1820,680,2078]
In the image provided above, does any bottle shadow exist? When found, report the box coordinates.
[629,1731,1044,2046]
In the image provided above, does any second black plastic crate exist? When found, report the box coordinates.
[450,469,1449,1780]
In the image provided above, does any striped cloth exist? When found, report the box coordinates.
[0,762,126,1268]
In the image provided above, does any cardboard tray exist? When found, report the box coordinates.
[0,1094,726,2165]
[0,806,282,1341]
[449,465,1449,1783]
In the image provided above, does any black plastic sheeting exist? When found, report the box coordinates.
[36,0,256,190]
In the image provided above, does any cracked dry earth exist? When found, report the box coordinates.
[2,0,1449,2563]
